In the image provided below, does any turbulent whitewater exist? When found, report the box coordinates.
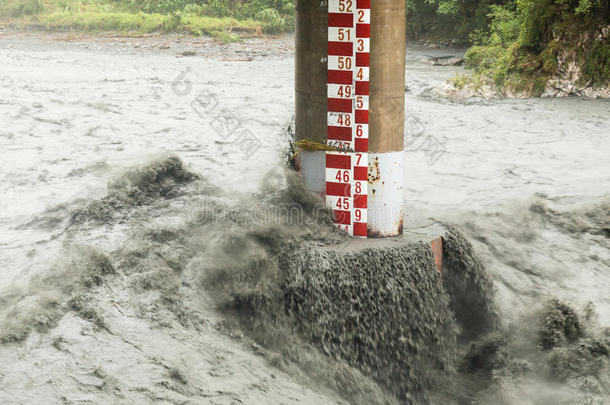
[0,31,608,404]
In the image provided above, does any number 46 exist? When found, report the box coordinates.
[335,170,350,182]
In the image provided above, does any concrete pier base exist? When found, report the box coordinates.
[294,149,443,265]
[279,218,455,401]
[276,217,499,400]
[315,216,446,272]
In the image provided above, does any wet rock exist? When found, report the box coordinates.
[543,78,610,98]
[419,56,464,66]
[541,29,610,99]
[423,40,441,49]
[182,50,196,56]
[431,80,500,102]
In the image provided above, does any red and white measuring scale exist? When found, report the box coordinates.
[326,0,370,237]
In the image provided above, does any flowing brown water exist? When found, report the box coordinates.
[0,31,608,404]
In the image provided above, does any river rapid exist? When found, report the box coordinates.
[0,30,608,404]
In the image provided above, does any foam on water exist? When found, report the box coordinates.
[1,35,608,404]
[0,157,606,404]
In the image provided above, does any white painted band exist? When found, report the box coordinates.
[297,150,404,237]
[297,151,325,194]
[327,84,354,99]
[327,139,354,149]
[356,9,371,23]
[355,67,369,81]
[327,55,354,70]
[367,151,404,237]
[356,38,370,52]
[328,28,355,42]
[355,95,369,110]
[327,112,353,127]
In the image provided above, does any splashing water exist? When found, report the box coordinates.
[0,35,608,404]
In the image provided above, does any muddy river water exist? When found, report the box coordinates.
[0,31,608,404]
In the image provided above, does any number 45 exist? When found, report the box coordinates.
[336,197,350,210]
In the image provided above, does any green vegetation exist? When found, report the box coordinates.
[1,0,607,93]
[583,41,610,87]
[408,0,608,95]
[0,0,295,39]
[406,0,502,42]
[462,0,609,95]
[35,10,261,40]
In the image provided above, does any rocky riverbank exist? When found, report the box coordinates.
[434,4,610,101]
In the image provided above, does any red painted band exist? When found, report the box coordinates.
[327,98,352,113]
[326,154,351,169]
[327,125,352,141]
[354,194,367,208]
[327,182,351,197]
[353,222,367,236]
[355,81,369,95]
[355,109,369,124]
[356,52,370,67]
[333,210,351,225]
[328,70,353,85]
[353,166,367,181]
[356,24,370,38]
[328,13,354,27]
[355,138,368,152]
[328,41,354,56]
[356,0,370,8]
